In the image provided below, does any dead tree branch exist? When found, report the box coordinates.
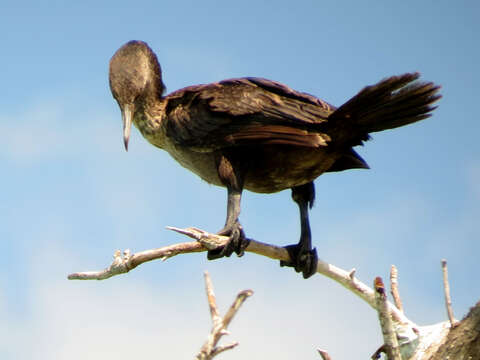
[67,227,475,359]
[196,271,253,359]
[68,226,412,327]
[441,259,457,327]
[390,265,404,314]
[374,277,401,360]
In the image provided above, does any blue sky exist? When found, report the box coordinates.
[1,1,479,359]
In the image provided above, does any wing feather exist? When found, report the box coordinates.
[165,78,334,150]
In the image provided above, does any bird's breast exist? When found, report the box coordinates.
[133,114,224,186]
[163,141,223,186]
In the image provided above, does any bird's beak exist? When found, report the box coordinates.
[122,104,133,151]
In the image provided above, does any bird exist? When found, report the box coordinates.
[109,40,441,279]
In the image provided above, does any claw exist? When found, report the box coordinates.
[207,221,250,260]
[280,245,318,279]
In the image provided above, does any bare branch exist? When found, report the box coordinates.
[68,228,463,359]
[222,290,253,329]
[317,348,332,360]
[441,259,457,327]
[196,271,253,360]
[68,226,412,327]
[374,277,401,360]
[204,271,220,321]
[67,240,204,280]
[390,265,404,314]
[210,342,239,357]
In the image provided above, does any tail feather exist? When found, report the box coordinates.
[330,73,441,136]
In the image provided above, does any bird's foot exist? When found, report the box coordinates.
[207,221,250,259]
[280,244,318,279]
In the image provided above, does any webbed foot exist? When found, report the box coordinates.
[280,244,318,279]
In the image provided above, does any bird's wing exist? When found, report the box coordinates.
[164,77,336,150]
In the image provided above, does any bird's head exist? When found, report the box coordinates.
[109,40,166,151]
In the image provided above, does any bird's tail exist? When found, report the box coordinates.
[329,73,441,143]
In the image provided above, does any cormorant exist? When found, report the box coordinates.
[109,40,441,278]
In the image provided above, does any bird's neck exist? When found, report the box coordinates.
[133,96,168,148]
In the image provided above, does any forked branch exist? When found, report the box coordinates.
[196,271,253,359]
[68,227,466,359]
[68,226,412,327]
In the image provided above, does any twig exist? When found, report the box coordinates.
[317,348,332,360]
[68,226,413,327]
[374,277,401,360]
[67,239,205,280]
[390,265,404,313]
[196,271,253,359]
[204,271,220,320]
[441,259,457,327]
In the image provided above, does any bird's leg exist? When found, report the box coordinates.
[208,188,248,259]
[208,153,250,260]
[280,182,318,278]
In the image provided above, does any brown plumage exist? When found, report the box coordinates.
[109,40,441,278]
